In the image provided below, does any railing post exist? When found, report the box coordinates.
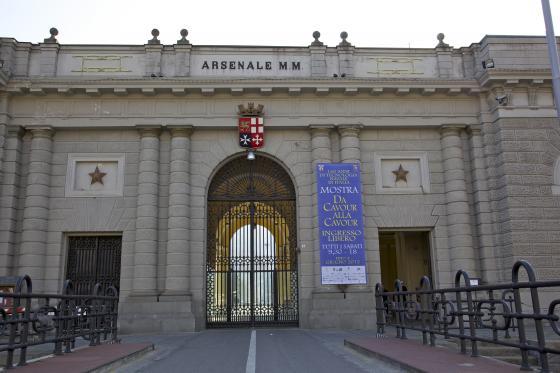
[105,286,118,342]
[89,284,99,346]
[375,283,386,337]
[62,280,74,354]
[440,291,450,339]
[4,278,22,368]
[394,279,407,340]
[111,288,119,343]
[420,276,435,347]
[454,272,467,354]
[454,270,478,356]
[54,280,72,355]
[15,275,32,366]
[513,260,548,372]
[487,290,499,342]
[53,302,63,355]
[502,290,515,338]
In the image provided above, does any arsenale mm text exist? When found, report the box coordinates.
[201,60,301,70]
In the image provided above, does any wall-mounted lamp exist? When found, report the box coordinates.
[482,58,495,69]
[247,150,256,161]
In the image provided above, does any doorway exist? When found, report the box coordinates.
[66,235,122,295]
[206,155,298,327]
[379,231,432,291]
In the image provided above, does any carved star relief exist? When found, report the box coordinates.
[89,166,107,185]
[392,164,409,183]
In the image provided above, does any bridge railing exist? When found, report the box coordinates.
[0,275,119,369]
[375,260,560,373]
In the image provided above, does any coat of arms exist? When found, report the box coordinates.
[238,103,264,149]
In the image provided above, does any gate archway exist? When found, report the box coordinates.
[206,155,298,327]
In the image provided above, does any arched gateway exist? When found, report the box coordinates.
[206,155,299,327]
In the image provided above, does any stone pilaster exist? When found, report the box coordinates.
[310,125,334,289]
[468,124,497,283]
[0,93,8,179]
[338,124,372,292]
[132,126,161,295]
[0,126,23,277]
[18,126,54,290]
[338,124,362,163]
[164,126,192,294]
[309,123,375,329]
[440,124,477,275]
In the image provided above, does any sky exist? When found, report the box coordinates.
[1,0,559,49]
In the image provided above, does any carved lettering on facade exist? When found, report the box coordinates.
[72,55,132,73]
[200,60,301,71]
[368,57,423,77]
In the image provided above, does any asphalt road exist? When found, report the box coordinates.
[119,329,405,373]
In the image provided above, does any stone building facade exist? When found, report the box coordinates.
[0,29,559,333]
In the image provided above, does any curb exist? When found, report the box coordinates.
[87,344,155,373]
[345,339,426,373]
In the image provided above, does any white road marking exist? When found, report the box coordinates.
[245,329,256,373]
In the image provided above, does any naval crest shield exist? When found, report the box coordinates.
[238,103,264,149]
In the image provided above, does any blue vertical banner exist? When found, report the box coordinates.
[316,163,367,284]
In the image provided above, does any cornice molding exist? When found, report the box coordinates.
[2,77,491,98]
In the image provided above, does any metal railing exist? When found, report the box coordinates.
[375,260,560,373]
[0,275,119,369]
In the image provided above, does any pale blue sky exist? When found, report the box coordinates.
[1,0,559,48]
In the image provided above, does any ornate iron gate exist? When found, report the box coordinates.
[66,236,122,295]
[206,156,298,327]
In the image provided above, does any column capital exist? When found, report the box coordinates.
[466,124,483,135]
[309,123,334,129]
[337,124,362,136]
[440,124,466,135]
[309,124,334,135]
[25,125,54,138]
[167,125,193,137]
[136,124,162,137]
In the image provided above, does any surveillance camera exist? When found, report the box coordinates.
[495,95,508,105]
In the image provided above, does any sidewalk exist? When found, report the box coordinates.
[4,343,153,373]
[345,336,521,373]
